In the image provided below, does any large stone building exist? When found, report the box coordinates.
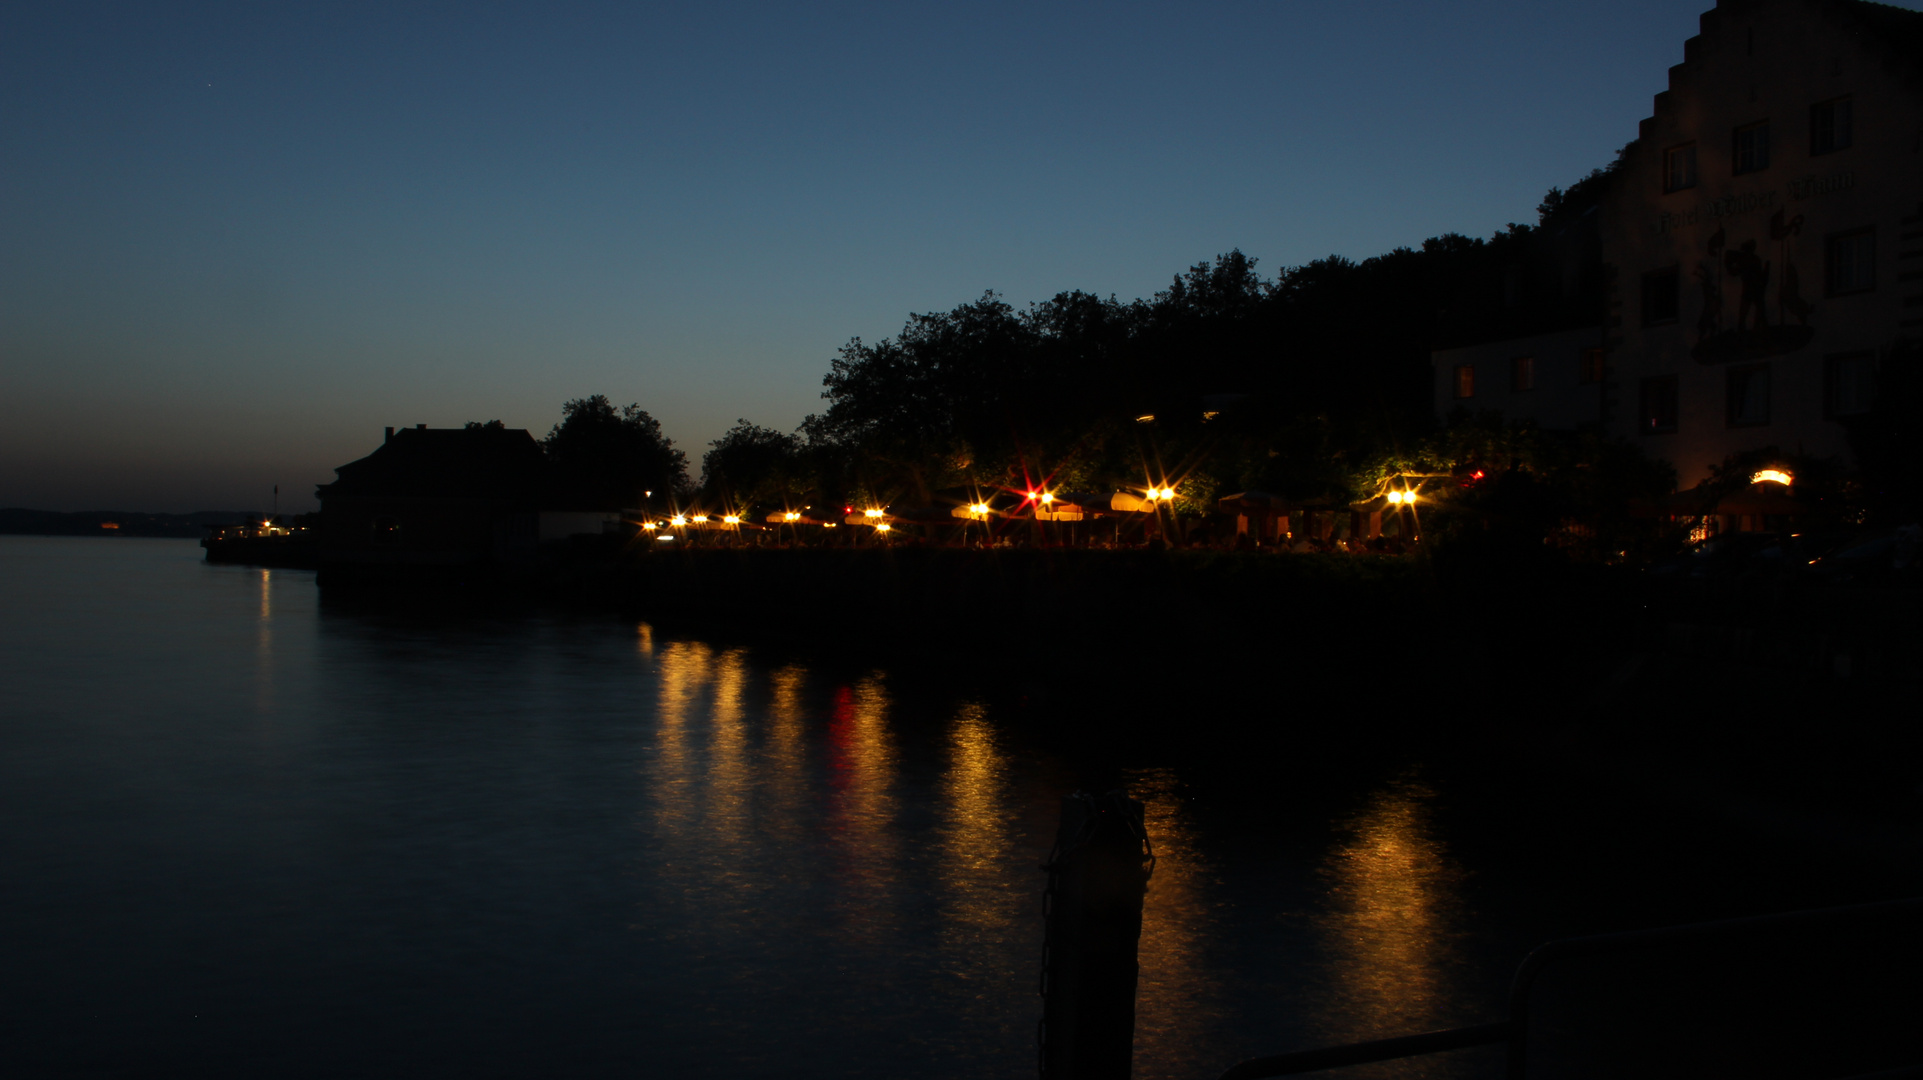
[1439,0,1922,488]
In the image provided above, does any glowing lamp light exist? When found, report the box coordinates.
[670,515,687,527]
[865,508,884,519]
[692,515,709,523]
[723,515,740,525]
[641,522,658,531]
[784,512,801,522]
[1040,493,1055,505]
[1752,469,1793,486]
[1155,487,1176,501]
[876,523,892,533]
[970,503,990,515]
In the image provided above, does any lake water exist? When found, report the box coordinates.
[0,537,1908,1078]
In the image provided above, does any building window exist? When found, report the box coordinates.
[1732,120,1771,175]
[1579,347,1605,385]
[1810,96,1852,155]
[1642,266,1681,325]
[1511,356,1535,392]
[1453,365,1475,399]
[1640,376,1678,435]
[1727,364,1771,427]
[1663,143,1698,193]
[1825,352,1875,417]
[1826,229,1875,295]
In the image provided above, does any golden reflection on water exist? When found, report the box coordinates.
[254,568,275,713]
[937,703,1008,945]
[636,621,654,659]
[761,664,810,848]
[652,640,713,832]
[1312,777,1465,1045]
[704,649,751,849]
[1128,766,1219,1075]
[826,674,899,932]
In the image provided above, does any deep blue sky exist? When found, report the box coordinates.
[8,1,1899,512]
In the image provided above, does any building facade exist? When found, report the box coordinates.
[1598,0,1923,486]
[1432,325,1607,431]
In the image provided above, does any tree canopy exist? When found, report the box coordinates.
[543,395,687,508]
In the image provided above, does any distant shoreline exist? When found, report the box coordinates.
[0,508,247,539]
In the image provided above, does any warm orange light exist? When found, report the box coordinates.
[1752,469,1793,486]
[692,515,709,523]
[1158,487,1176,501]
[1040,493,1055,505]
[865,508,884,519]
[970,503,990,515]
[723,515,740,525]
[876,523,892,533]
[642,521,658,531]
[670,515,687,527]
[784,512,801,522]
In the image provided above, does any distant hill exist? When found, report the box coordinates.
[0,509,249,538]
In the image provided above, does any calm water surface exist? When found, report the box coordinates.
[0,538,1899,1078]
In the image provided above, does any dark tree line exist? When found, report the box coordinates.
[676,161,1623,521]
[523,159,1710,554]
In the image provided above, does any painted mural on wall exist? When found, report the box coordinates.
[1690,208,1817,364]
[1667,170,1852,365]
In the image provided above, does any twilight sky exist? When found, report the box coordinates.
[8,1,1904,513]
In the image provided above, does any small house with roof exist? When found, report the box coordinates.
[315,424,622,581]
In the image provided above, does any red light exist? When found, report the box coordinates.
[1473,470,1485,479]
[1026,490,1038,500]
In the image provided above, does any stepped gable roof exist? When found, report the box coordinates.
[317,427,547,501]
[1638,0,1923,143]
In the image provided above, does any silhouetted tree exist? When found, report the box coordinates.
[543,395,687,507]
[701,420,808,509]
[800,162,1631,519]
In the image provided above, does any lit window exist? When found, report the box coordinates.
[1511,356,1535,392]
[1733,120,1770,175]
[1663,143,1698,192]
[1640,376,1678,435]
[1826,229,1875,295]
[1726,364,1771,427]
[1454,365,1475,399]
[1810,97,1852,156]
[1579,347,1605,385]
[1642,266,1681,325]
[1825,353,1875,417]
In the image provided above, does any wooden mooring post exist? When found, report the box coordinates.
[1039,790,1153,1080]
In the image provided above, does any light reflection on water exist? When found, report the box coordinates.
[0,538,1516,1079]
[936,703,1011,970]
[1309,777,1469,1078]
[1131,766,1224,1077]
